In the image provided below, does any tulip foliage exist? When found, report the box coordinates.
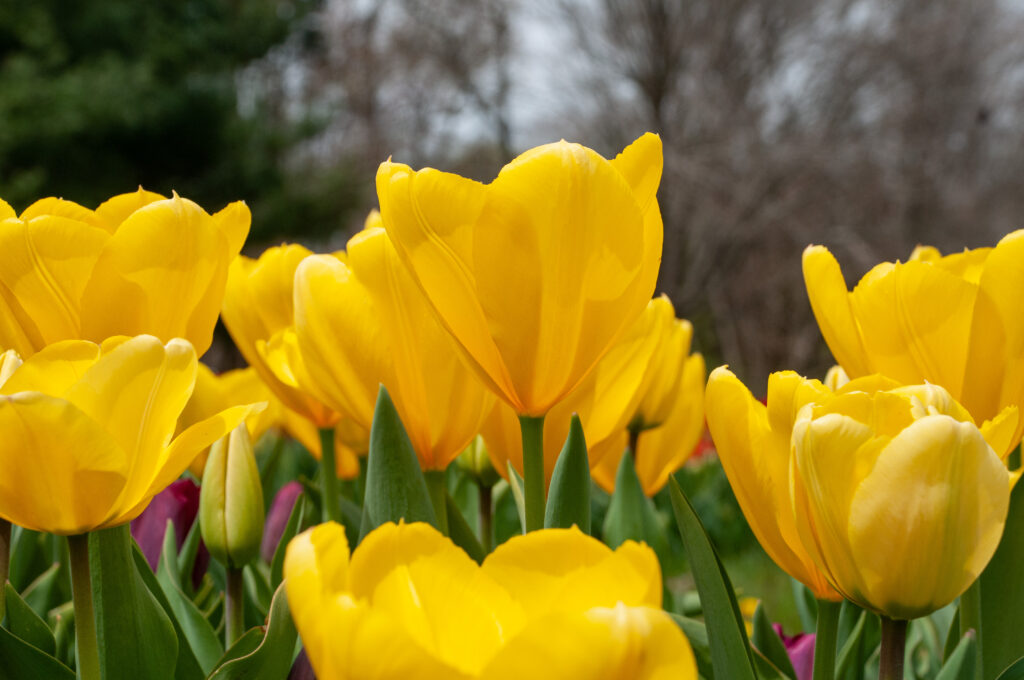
[0,139,1023,680]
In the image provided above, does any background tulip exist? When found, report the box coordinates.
[0,189,248,357]
[0,335,256,534]
[376,133,663,417]
[130,478,209,589]
[803,231,1024,448]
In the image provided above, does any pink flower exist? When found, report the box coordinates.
[773,624,815,680]
[260,481,303,563]
[131,479,209,588]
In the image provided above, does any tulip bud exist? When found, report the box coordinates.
[456,436,500,487]
[260,481,303,563]
[131,479,210,588]
[200,423,265,568]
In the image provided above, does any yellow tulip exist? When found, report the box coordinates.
[481,296,666,484]
[0,189,248,358]
[803,231,1024,447]
[0,335,258,535]
[791,382,1014,619]
[222,243,338,429]
[376,133,664,417]
[591,351,705,496]
[292,222,494,470]
[284,521,695,680]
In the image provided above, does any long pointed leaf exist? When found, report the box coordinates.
[3,582,55,655]
[0,624,73,680]
[544,414,591,532]
[603,449,666,556]
[207,583,298,680]
[752,602,798,680]
[937,631,977,680]
[977,478,1024,680]
[446,493,485,563]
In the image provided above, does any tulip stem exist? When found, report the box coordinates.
[878,617,907,680]
[812,599,841,680]
[68,533,101,680]
[225,566,245,647]
[318,428,342,523]
[479,484,493,553]
[0,519,10,621]
[424,470,449,536]
[519,414,546,532]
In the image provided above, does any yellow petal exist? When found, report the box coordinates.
[348,521,462,599]
[0,340,100,396]
[284,522,351,624]
[482,604,697,680]
[979,406,1019,461]
[211,201,251,255]
[19,197,107,231]
[0,392,126,534]
[0,349,21,387]
[0,216,109,347]
[0,286,42,357]
[802,246,871,377]
[94,188,167,232]
[79,195,235,355]
[609,133,663,215]
[846,415,1009,618]
[0,198,14,221]
[632,300,692,430]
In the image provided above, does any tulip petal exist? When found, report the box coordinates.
[609,133,663,215]
[802,246,871,377]
[0,339,101,396]
[0,286,41,357]
[0,392,126,534]
[482,604,697,680]
[0,216,110,346]
[19,197,107,230]
[0,198,14,220]
[284,522,351,623]
[348,521,462,598]
[980,406,1019,461]
[846,415,1009,618]
[211,201,251,255]
[94,189,167,232]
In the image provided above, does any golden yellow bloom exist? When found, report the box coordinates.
[376,133,664,416]
[222,244,338,429]
[591,350,705,496]
[481,296,665,484]
[0,189,248,358]
[284,521,695,680]
[791,382,1014,619]
[803,232,1024,447]
[292,222,494,470]
[0,335,257,534]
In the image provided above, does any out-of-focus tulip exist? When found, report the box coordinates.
[481,296,665,484]
[260,481,303,563]
[457,435,501,487]
[222,244,337,429]
[823,365,849,391]
[791,382,1014,619]
[376,134,664,417]
[773,624,815,680]
[803,232,1024,447]
[284,521,695,680]
[130,479,210,588]
[0,189,248,358]
[293,221,494,470]
[0,336,257,535]
[200,424,265,569]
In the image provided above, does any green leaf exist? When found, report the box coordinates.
[753,647,791,680]
[995,656,1024,680]
[505,462,527,534]
[669,613,716,680]
[156,521,223,674]
[668,477,758,680]
[446,493,485,563]
[0,624,73,680]
[945,611,963,664]
[937,631,977,680]
[603,449,667,556]
[90,525,179,680]
[244,563,273,618]
[21,562,61,618]
[177,516,203,594]
[791,579,819,634]
[976,477,1024,680]
[130,543,207,680]
[213,629,263,668]
[835,608,880,680]
[270,494,307,589]
[3,582,55,655]
[543,414,591,533]
[207,583,298,680]
[359,385,437,540]
[752,602,797,680]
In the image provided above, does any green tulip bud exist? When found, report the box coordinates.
[456,435,500,487]
[200,423,265,568]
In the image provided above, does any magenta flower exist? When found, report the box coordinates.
[260,481,304,563]
[773,623,815,680]
[131,478,209,588]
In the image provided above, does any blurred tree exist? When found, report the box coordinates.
[0,0,360,244]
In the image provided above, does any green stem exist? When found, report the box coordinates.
[813,599,842,680]
[519,414,546,532]
[878,616,908,680]
[478,483,492,553]
[627,427,640,460]
[959,581,982,680]
[424,470,449,536]
[225,567,245,647]
[318,427,342,523]
[0,519,10,621]
[68,533,100,680]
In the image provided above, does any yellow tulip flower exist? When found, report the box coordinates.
[0,335,258,535]
[0,189,248,358]
[791,382,1015,619]
[376,133,664,417]
[803,231,1024,447]
[292,223,494,470]
[591,351,705,496]
[222,244,339,430]
[481,296,666,484]
[284,521,695,680]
